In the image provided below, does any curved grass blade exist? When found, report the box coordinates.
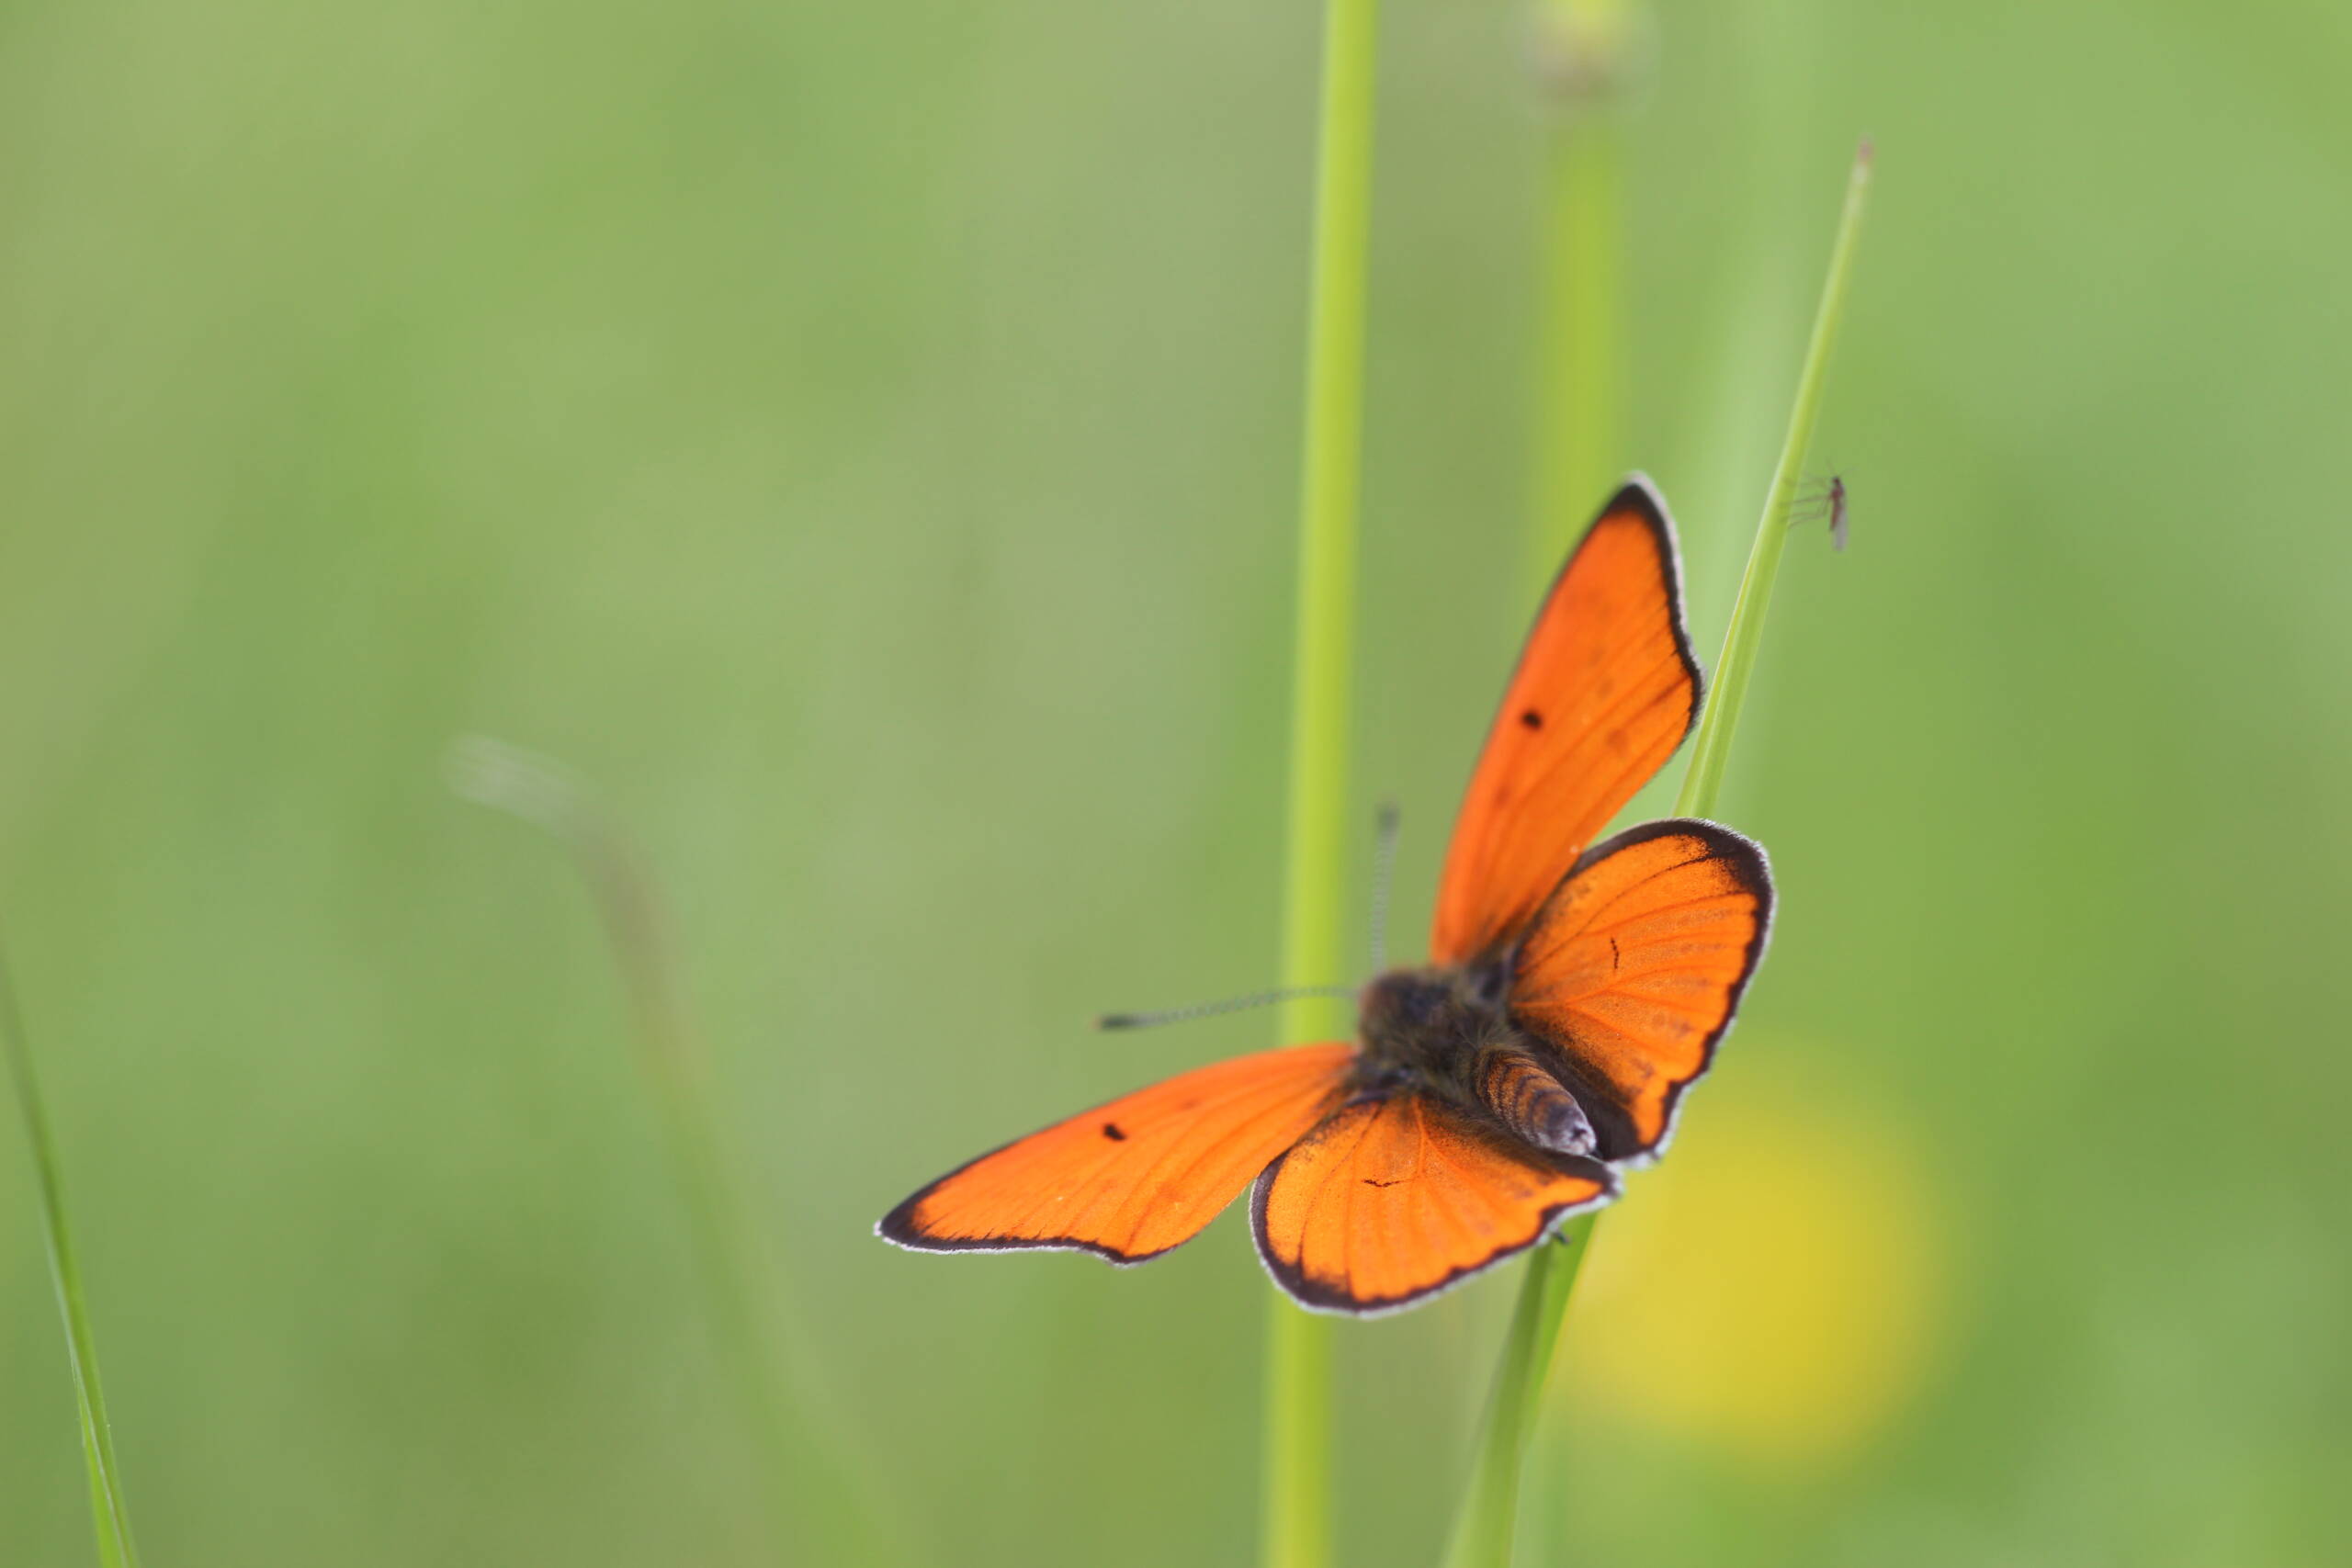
[448,738,903,1566]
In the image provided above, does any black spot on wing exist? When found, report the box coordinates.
[1101,1122,1127,1142]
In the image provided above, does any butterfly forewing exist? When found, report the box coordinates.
[878,1043,1355,1263]
[1250,1091,1617,1314]
[1507,820,1772,1163]
[1431,479,1702,964]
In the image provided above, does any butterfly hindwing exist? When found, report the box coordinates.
[1431,479,1702,964]
[1250,1091,1617,1314]
[1507,819,1773,1164]
[878,1043,1355,1263]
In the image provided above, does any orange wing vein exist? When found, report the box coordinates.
[1507,819,1772,1164]
[1250,1091,1617,1314]
[1431,478,1701,964]
[878,1043,1355,1263]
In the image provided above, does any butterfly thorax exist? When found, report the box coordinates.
[1353,964,1599,1158]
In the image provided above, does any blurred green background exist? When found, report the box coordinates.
[4,0,2346,1563]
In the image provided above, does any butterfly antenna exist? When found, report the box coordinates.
[1099,801,1396,1032]
[1367,799,1400,974]
[1096,985,1357,1032]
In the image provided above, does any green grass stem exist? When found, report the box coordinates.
[0,938,143,1568]
[1442,139,1874,1568]
[449,739,901,1566]
[1263,1,1381,1565]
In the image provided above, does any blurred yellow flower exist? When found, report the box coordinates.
[1556,1042,1951,1470]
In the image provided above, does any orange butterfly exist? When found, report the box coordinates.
[877,479,1774,1314]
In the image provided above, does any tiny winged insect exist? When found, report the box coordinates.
[877,479,1775,1314]
[1790,472,1849,550]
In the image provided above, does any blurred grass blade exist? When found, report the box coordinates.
[1442,140,1874,1568]
[448,738,903,1567]
[1,938,143,1567]
[1523,0,1632,599]
[1263,0,1381,1565]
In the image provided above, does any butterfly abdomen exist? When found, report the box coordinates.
[1472,1046,1598,1156]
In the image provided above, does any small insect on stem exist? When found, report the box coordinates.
[1788,473,1850,551]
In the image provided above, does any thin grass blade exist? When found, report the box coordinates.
[1262,1,1382,1565]
[1,939,143,1567]
[449,738,904,1566]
